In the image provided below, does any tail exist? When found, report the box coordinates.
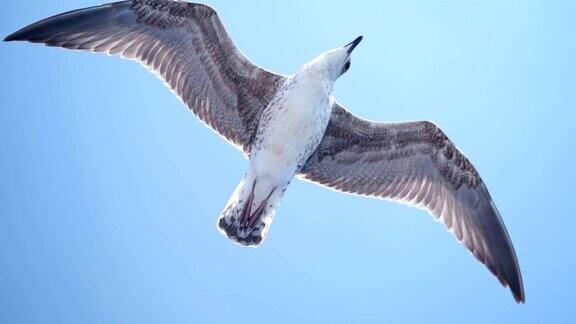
[218,177,284,247]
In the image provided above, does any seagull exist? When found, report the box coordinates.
[5,0,524,303]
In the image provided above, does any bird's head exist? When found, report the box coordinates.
[310,36,363,81]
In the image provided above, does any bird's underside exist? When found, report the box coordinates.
[4,0,524,303]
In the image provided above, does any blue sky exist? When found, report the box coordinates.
[1,0,575,323]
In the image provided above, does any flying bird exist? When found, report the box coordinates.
[5,0,524,302]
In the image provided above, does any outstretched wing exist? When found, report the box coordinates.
[300,102,525,303]
[4,0,286,154]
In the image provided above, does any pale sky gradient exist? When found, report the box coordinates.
[1,1,575,323]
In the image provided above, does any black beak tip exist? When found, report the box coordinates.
[346,36,364,54]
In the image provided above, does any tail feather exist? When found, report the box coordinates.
[238,181,256,228]
[218,177,281,247]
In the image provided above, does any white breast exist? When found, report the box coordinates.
[250,74,334,185]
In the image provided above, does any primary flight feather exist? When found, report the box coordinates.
[4,0,524,303]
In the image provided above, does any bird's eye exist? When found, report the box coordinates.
[342,61,351,74]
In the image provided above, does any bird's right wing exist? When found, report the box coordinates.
[300,102,525,303]
[4,0,286,154]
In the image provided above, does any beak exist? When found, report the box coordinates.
[345,36,363,55]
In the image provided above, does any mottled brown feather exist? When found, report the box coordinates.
[4,0,285,154]
[301,103,525,303]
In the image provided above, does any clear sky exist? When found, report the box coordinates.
[1,0,575,323]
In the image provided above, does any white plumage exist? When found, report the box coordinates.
[218,43,357,245]
[4,0,524,302]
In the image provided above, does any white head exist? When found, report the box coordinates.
[303,36,363,81]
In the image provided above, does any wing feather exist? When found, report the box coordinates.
[5,0,285,154]
[301,103,525,303]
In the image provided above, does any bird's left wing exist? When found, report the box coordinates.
[300,102,525,303]
[4,0,286,154]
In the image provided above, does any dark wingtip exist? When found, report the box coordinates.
[4,34,16,42]
[511,267,525,304]
[513,289,526,304]
[4,29,27,42]
[506,277,525,304]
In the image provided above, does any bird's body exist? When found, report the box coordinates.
[254,70,334,185]
[218,48,339,245]
[4,0,525,302]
